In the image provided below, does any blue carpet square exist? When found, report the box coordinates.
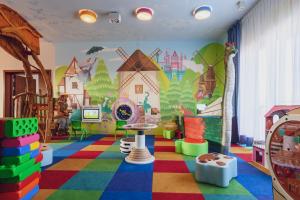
[100,191,151,200]
[184,160,196,173]
[106,171,152,192]
[117,161,153,172]
[61,171,115,190]
[53,149,77,157]
[236,174,273,196]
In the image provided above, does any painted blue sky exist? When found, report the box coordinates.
[55,40,220,78]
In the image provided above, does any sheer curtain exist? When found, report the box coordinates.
[239,0,300,141]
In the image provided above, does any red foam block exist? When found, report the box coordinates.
[0,172,40,193]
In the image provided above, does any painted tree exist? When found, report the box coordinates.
[166,76,181,117]
[160,89,173,121]
[180,81,196,114]
[85,59,116,105]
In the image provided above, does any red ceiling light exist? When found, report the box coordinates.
[135,7,154,21]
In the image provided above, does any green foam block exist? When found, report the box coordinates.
[175,139,183,153]
[181,140,208,156]
[0,162,41,184]
[4,118,38,138]
[0,158,35,178]
[163,130,175,139]
[1,153,31,165]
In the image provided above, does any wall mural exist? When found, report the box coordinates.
[54,42,225,133]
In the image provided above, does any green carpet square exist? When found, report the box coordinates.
[198,179,252,195]
[83,159,122,172]
[48,189,102,200]
[106,145,121,152]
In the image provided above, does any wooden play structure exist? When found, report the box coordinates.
[0,4,53,142]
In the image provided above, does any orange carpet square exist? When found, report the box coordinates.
[32,189,56,200]
[81,145,110,151]
[154,152,183,161]
[230,147,252,154]
[152,172,201,193]
[47,159,93,171]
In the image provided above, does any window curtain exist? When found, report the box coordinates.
[239,0,300,141]
[227,21,241,144]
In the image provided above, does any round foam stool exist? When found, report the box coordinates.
[182,140,208,156]
[41,144,53,167]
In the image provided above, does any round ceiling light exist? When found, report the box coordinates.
[135,7,154,21]
[193,5,212,20]
[78,9,98,23]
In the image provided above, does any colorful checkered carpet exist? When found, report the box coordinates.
[33,135,273,200]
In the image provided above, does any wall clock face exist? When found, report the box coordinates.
[116,104,133,121]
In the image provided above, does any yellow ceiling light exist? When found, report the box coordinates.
[78,9,98,23]
[135,7,154,21]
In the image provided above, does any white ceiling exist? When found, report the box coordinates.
[2,0,257,43]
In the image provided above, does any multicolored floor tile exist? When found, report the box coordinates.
[36,134,273,200]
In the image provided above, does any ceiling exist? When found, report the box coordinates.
[2,0,257,43]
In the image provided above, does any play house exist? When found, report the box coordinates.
[1,1,300,200]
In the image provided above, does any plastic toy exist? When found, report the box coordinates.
[2,145,31,156]
[30,149,40,159]
[0,163,41,184]
[29,141,40,151]
[0,118,38,138]
[1,153,31,165]
[0,177,39,199]
[195,153,237,187]
[0,172,40,193]
[266,110,300,200]
[0,159,35,178]
[1,134,39,148]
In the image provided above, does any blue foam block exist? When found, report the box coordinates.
[30,149,39,159]
[2,145,30,156]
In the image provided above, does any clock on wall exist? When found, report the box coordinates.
[113,97,139,123]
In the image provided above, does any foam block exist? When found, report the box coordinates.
[35,154,43,163]
[1,134,40,148]
[30,149,39,159]
[0,172,40,193]
[0,177,39,199]
[20,185,39,200]
[2,145,31,156]
[1,153,31,165]
[195,153,237,187]
[0,118,38,138]
[0,158,35,178]
[29,141,40,151]
[0,163,41,184]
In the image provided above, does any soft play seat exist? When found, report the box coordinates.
[195,153,237,187]
[1,153,31,165]
[175,139,208,156]
[41,144,53,167]
[0,159,35,178]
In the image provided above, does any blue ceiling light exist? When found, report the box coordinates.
[193,5,212,20]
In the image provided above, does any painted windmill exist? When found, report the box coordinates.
[195,52,225,100]
[115,48,162,121]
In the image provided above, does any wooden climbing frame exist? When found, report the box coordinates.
[0,4,53,142]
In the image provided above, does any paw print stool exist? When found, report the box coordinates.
[195,153,237,187]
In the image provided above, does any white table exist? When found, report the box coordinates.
[123,123,157,164]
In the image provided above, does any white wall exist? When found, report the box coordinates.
[0,40,56,117]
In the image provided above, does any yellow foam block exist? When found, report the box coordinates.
[30,141,40,151]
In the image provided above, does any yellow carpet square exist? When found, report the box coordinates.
[230,147,252,154]
[81,145,110,151]
[153,172,201,193]
[155,141,175,146]
[33,189,56,200]
[154,152,183,161]
[47,159,92,171]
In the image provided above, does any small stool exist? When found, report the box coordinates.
[195,153,237,187]
[41,144,53,167]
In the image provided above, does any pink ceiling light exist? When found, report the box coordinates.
[135,7,154,21]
